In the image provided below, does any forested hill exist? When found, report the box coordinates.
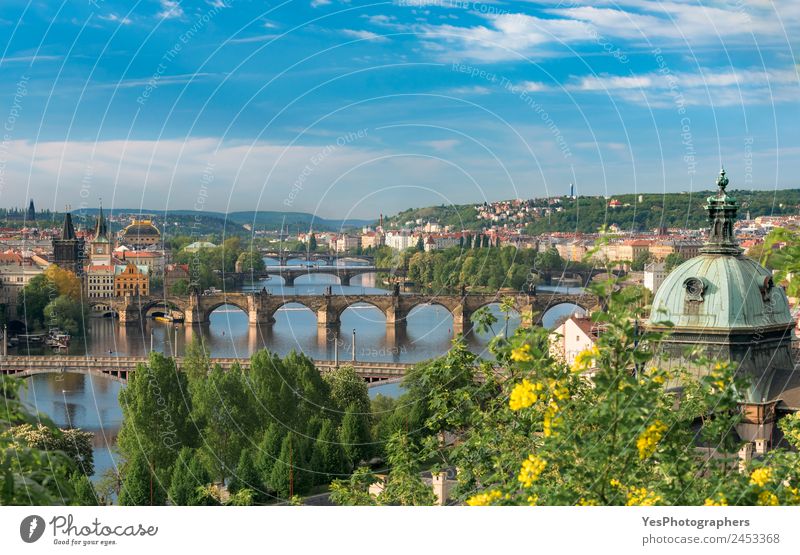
[385,189,800,234]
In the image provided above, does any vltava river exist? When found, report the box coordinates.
[20,261,585,482]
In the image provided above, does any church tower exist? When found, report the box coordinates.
[90,205,113,266]
[52,209,85,275]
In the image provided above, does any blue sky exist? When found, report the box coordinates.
[0,0,798,218]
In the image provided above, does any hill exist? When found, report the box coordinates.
[384,189,800,234]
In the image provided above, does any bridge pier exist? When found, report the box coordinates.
[316,306,340,328]
[451,305,472,336]
[339,274,352,287]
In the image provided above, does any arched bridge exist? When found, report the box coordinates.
[260,251,375,266]
[96,290,601,334]
[0,355,412,385]
[232,266,402,286]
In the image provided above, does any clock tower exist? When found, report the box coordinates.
[90,205,113,266]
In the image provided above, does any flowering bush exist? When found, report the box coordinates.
[335,280,800,506]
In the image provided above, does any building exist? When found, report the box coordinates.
[0,254,46,313]
[647,170,798,453]
[550,314,600,367]
[643,261,667,294]
[360,231,383,250]
[335,234,359,253]
[89,206,113,266]
[118,219,162,248]
[52,211,85,276]
[118,249,165,277]
[385,230,415,251]
[164,263,190,292]
[86,265,115,301]
[114,262,149,297]
[183,241,217,253]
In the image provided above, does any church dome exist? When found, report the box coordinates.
[649,253,793,331]
[648,169,794,333]
[120,219,161,237]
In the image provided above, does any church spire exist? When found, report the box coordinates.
[61,208,76,240]
[700,168,741,256]
[94,202,109,239]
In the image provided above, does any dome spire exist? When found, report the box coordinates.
[701,168,741,255]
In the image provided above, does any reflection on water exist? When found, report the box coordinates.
[20,373,122,483]
[16,270,581,479]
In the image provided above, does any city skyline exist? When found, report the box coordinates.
[0,1,798,218]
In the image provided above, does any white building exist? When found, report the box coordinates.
[550,314,599,367]
[643,261,668,294]
[385,230,415,251]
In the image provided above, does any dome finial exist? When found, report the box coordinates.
[717,167,728,193]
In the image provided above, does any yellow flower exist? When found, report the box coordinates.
[509,379,539,411]
[757,491,779,506]
[609,479,622,488]
[542,401,562,437]
[518,454,547,487]
[466,490,503,506]
[571,345,599,372]
[750,467,772,488]
[511,344,533,362]
[636,420,668,460]
[577,498,599,506]
[626,487,662,506]
[527,495,538,506]
[704,494,728,506]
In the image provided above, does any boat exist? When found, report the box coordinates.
[154,315,173,323]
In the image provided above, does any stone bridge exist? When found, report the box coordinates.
[232,266,401,286]
[260,250,374,266]
[0,355,412,384]
[94,290,601,334]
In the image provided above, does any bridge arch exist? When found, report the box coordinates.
[335,300,390,324]
[141,299,186,319]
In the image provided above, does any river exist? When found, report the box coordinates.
[19,259,586,482]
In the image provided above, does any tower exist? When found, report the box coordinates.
[26,199,35,222]
[90,204,113,266]
[647,169,797,451]
[52,209,85,276]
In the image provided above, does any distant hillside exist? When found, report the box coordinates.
[384,189,800,234]
[70,208,371,233]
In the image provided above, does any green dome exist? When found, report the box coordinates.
[649,254,794,331]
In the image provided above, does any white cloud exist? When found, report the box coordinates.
[99,13,132,25]
[157,0,184,20]
[565,66,800,107]
[411,1,800,62]
[340,29,389,42]
[311,0,332,7]
[444,85,492,95]
[418,139,460,151]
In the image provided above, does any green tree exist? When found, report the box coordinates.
[71,473,100,505]
[17,274,51,330]
[309,233,318,252]
[664,252,686,272]
[256,423,285,492]
[191,363,256,482]
[117,352,196,493]
[43,294,89,336]
[340,404,372,467]
[324,365,370,416]
[229,447,261,497]
[310,419,347,484]
[169,278,190,296]
[270,433,312,498]
[236,249,266,272]
[119,452,164,506]
[168,447,211,506]
[631,251,653,271]
[0,375,79,504]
